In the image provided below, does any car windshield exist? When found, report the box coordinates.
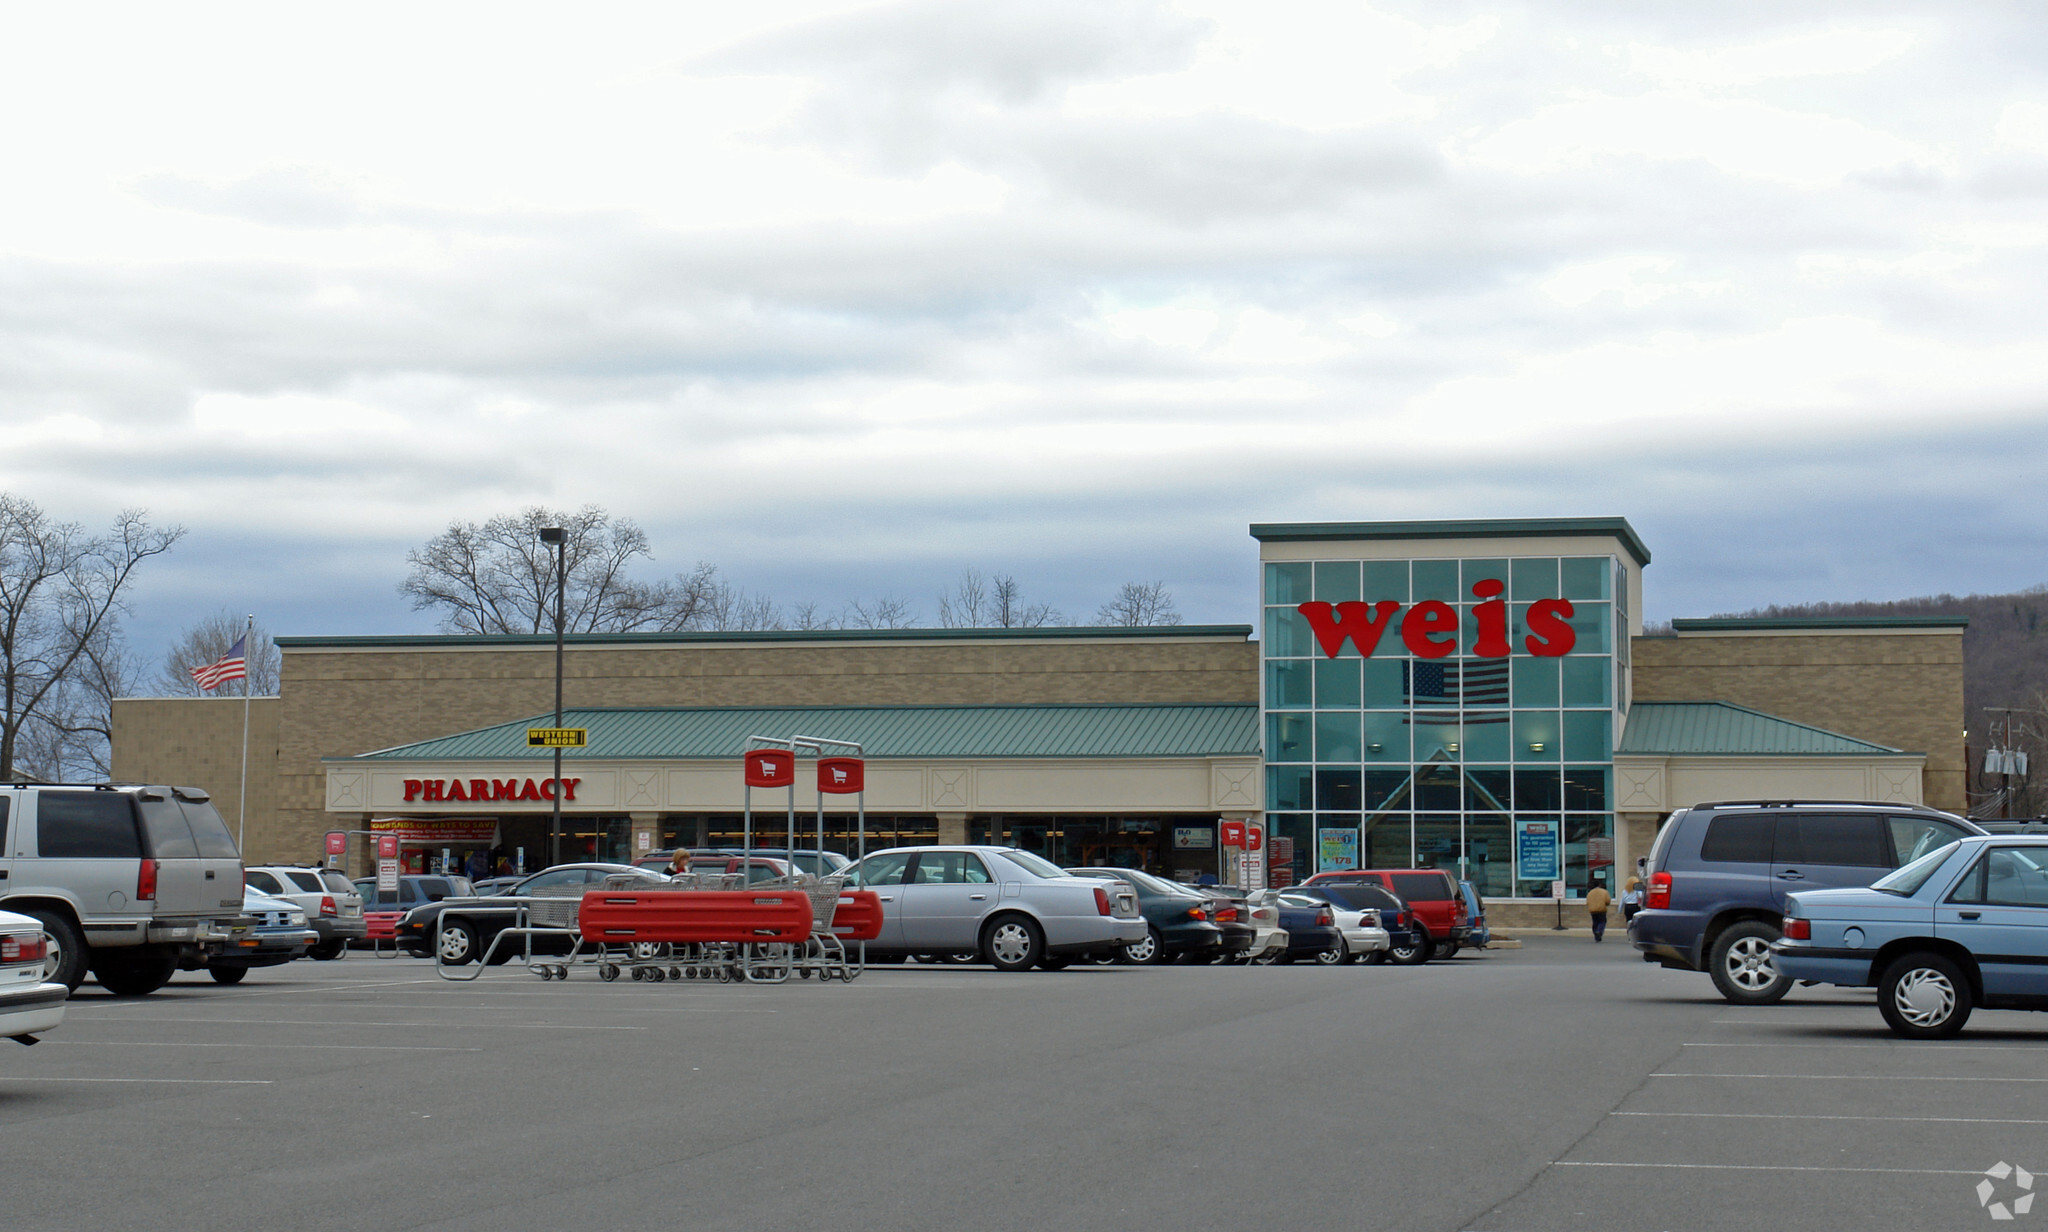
[1871,841,1963,896]
[1070,867,1177,895]
[994,850,1066,878]
[1321,885,1397,911]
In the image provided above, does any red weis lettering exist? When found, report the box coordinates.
[1400,600,1459,659]
[1471,580,1510,657]
[1297,601,1403,658]
[1524,598,1577,657]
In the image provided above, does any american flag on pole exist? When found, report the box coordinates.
[189,635,248,692]
[1403,659,1511,716]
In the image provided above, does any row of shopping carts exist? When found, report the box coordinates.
[436,870,883,985]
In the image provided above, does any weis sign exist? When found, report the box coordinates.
[1297,581,1575,660]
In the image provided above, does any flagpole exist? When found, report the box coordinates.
[238,614,253,855]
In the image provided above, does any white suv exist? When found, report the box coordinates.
[244,866,365,960]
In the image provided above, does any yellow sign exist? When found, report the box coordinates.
[527,727,588,748]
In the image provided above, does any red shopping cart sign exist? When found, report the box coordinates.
[818,756,864,794]
[745,749,795,788]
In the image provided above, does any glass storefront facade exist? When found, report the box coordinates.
[1262,552,1631,898]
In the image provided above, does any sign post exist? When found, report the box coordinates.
[376,834,400,894]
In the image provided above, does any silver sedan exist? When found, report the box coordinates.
[846,846,1147,971]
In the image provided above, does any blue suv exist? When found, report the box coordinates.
[1628,800,1979,1004]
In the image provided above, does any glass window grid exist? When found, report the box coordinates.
[1263,553,1622,896]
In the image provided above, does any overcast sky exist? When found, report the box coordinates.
[4,1,2046,656]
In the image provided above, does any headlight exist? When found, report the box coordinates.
[287,913,307,927]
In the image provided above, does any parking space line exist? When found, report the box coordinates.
[42,1017,649,1030]
[1555,1162,1980,1175]
[1682,1041,2048,1052]
[7,1077,274,1085]
[45,1041,483,1051]
[1616,1111,2048,1126]
[1653,1072,2048,1083]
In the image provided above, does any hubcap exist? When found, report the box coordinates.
[1127,934,1157,963]
[1895,968,1957,1027]
[991,923,1031,964]
[43,935,64,983]
[438,929,471,961]
[1725,936,1779,990]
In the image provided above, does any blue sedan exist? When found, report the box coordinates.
[1774,835,2048,1038]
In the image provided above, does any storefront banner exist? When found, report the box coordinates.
[1518,820,1559,881]
[1173,826,1214,849]
[371,817,499,845]
[1317,827,1359,871]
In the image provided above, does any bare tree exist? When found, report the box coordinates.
[154,612,283,696]
[0,497,183,780]
[700,581,783,632]
[1096,580,1183,627]
[844,595,920,629]
[785,601,840,631]
[15,621,142,781]
[400,505,718,634]
[938,568,1059,628]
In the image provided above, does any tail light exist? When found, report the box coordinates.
[1215,907,1238,922]
[319,896,338,917]
[1398,910,1412,929]
[1187,907,1207,921]
[1646,871,1672,911]
[0,931,47,964]
[137,858,158,902]
[1781,916,1810,941]
[1316,910,1333,926]
[1093,887,1112,916]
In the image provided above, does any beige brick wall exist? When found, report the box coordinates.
[110,697,282,856]
[1631,630,1966,812]
[254,635,1258,860]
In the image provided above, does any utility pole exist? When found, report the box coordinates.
[539,526,567,866]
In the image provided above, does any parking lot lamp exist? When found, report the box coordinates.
[539,526,567,867]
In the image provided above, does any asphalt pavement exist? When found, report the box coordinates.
[4,937,2042,1231]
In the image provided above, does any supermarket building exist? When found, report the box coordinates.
[110,517,1965,923]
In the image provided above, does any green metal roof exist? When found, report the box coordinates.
[1250,517,1649,566]
[344,704,1261,762]
[1672,616,1968,632]
[1618,702,1904,756]
[280,626,1252,651]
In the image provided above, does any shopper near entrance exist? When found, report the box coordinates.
[1585,879,1611,942]
[1621,877,1643,922]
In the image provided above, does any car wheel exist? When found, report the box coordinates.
[1879,953,1974,1039]
[91,946,178,997]
[983,915,1044,973]
[1707,921,1793,1005]
[1390,927,1431,966]
[1362,950,1388,965]
[1315,935,1348,965]
[1434,941,1461,960]
[1251,949,1281,965]
[436,919,480,966]
[25,910,86,992]
[209,965,248,985]
[1123,927,1166,966]
[309,940,345,961]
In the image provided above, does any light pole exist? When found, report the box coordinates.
[539,526,567,867]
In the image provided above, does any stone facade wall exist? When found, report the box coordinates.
[110,697,282,851]
[1631,630,1966,812]
[258,635,1258,861]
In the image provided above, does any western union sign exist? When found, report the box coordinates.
[527,727,588,748]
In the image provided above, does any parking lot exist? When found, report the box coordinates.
[5,938,2044,1231]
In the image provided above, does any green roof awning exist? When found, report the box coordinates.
[345,704,1261,762]
[1618,702,1904,757]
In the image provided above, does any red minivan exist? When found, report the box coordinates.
[1302,868,1471,959]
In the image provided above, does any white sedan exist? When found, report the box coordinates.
[1,909,67,1045]
[846,846,1147,971]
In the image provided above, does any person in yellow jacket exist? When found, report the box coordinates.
[1585,880,1612,942]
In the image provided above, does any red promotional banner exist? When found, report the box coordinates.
[376,834,400,859]
[371,817,500,844]
[745,748,795,788]
[325,830,348,856]
[818,756,864,794]
[1221,820,1246,848]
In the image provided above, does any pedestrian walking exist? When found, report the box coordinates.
[1585,880,1611,942]
[1621,876,1644,922]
